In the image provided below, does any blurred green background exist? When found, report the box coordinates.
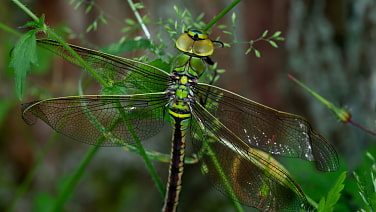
[1,0,376,211]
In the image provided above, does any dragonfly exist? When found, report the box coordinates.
[21,29,339,212]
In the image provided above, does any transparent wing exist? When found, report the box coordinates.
[22,93,168,146]
[37,39,170,93]
[194,83,339,172]
[189,102,309,211]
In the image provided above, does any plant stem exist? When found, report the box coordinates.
[127,0,151,39]
[52,145,100,212]
[46,30,110,87]
[0,22,22,36]
[6,133,57,212]
[11,0,39,22]
[204,0,242,31]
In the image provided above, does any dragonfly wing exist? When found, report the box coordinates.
[189,102,309,211]
[37,39,170,93]
[194,83,338,172]
[22,93,168,146]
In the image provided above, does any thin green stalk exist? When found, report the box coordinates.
[52,145,101,212]
[45,30,109,87]
[307,195,319,209]
[11,0,39,22]
[203,140,244,212]
[42,34,165,196]
[127,0,150,39]
[6,132,57,212]
[11,1,160,207]
[44,14,162,200]
[0,22,22,36]
[204,0,242,31]
[77,75,164,197]
[114,98,164,196]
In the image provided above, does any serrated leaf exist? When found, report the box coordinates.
[262,30,268,38]
[38,14,46,29]
[318,171,347,212]
[9,30,39,99]
[22,21,40,28]
[22,14,45,29]
[268,40,278,48]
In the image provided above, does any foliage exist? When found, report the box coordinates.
[317,171,347,212]
[2,0,376,212]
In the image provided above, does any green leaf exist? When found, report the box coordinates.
[272,31,281,37]
[9,30,39,100]
[74,0,83,9]
[231,12,237,24]
[254,49,261,58]
[268,40,278,48]
[217,24,227,29]
[148,59,170,72]
[99,14,108,24]
[101,38,151,55]
[34,192,55,212]
[262,30,268,38]
[245,48,252,55]
[22,21,40,28]
[125,18,135,25]
[101,83,128,95]
[85,4,92,14]
[223,30,232,35]
[134,3,144,9]
[318,171,347,212]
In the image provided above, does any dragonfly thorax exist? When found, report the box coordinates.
[167,70,197,119]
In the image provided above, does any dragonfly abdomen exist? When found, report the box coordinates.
[163,115,190,212]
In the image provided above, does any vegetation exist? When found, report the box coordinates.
[1,0,375,211]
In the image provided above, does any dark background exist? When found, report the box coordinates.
[1,0,376,211]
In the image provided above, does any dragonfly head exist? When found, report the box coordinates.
[175,29,215,57]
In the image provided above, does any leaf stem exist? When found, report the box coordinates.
[52,145,101,212]
[5,133,57,212]
[0,22,22,36]
[204,0,242,31]
[46,30,110,87]
[11,0,39,22]
[127,0,151,39]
